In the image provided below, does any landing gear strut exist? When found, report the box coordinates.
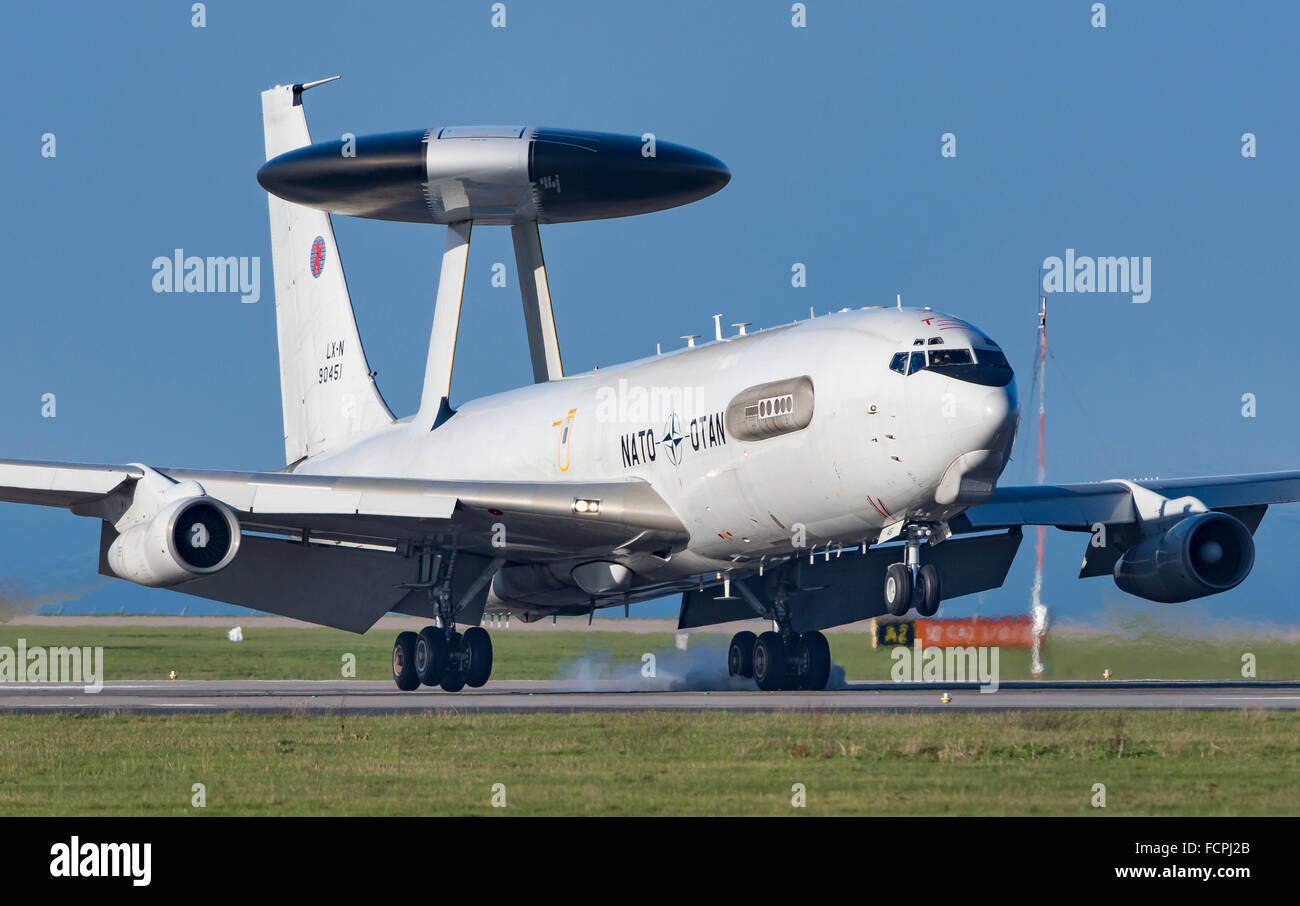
[725,583,833,691]
[390,548,498,692]
[884,524,943,617]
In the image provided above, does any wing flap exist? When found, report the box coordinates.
[240,482,457,519]
[97,524,410,633]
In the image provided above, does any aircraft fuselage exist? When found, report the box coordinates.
[297,307,1020,612]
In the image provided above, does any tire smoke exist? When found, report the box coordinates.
[556,634,848,691]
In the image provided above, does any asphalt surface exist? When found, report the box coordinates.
[2,679,1299,713]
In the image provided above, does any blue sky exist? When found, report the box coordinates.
[1,1,1297,628]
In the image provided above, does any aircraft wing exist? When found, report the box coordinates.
[0,461,146,508]
[960,470,1300,530]
[0,458,689,560]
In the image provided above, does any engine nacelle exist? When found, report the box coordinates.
[1113,511,1254,603]
[107,496,241,587]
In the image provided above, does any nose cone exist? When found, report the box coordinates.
[257,129,430,222]
[933,381,1020,507]
[983,380,1018,431]
[980,379,1020,456]
[977,371,1019,434]
[529,128,729,222]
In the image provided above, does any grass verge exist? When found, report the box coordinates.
[1,710,1296,815]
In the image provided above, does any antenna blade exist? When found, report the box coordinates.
[298,75,341,92]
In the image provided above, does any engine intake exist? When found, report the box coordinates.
[1113,511,1254,603]
[107,496,241,587]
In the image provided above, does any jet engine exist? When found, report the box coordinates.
[1113,511,1254,603]
[106,496,241,587]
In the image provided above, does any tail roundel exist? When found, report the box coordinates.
[260,80,393,467]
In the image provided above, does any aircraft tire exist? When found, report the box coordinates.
[801,631,832,690]
[786,634,810,689]
[728,630,757,678]
[439,631,466,692]
[462,626,493,687]
[884,563,912,616]
[393,631,420,691]
[415,626,449,687]
[753,631,787,691]
[915,564,942,617]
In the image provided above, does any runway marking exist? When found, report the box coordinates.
[3,681,1299,712]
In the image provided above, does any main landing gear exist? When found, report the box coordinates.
[393,625,493,692]
[883,525,942,618]
[725,577,833,691]
[728,628,831,691]
[391,549,495,692]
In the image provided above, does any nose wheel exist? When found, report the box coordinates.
[884,563,912,616]
[914,563,942,617]
[884,525,944,617]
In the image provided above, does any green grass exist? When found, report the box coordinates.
[0,624,1294,682]
[1,710,1296,815]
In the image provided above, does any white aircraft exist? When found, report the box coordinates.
[4,82,1298,691]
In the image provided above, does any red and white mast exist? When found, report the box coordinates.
[1030,297,1048,677]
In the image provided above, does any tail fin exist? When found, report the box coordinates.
[260,80,394,466]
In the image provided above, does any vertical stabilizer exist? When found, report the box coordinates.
[260,81,394,466]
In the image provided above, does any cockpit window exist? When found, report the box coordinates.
[975,348,1010,368]
[927,337,944,345]
[891,347,1012,385]
[928,348,973,367]
[926,346,1014,386]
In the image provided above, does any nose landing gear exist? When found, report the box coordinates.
[884,524,943,617]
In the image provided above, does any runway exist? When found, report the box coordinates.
[2,679,1299,713]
